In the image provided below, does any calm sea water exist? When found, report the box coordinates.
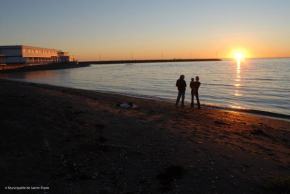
[1,58,290,116]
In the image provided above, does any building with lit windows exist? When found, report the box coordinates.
[0,45,74,66]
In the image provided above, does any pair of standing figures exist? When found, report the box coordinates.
[175,75,201,108]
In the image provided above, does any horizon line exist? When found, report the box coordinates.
[79,56,290,62]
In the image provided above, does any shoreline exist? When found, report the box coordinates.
[83,90,290,121]
[1,78,289,121]
[1,79,290,193]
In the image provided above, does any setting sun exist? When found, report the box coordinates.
[228,48,250,59]
[235,52,244,60]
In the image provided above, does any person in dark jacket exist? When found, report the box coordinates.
[193,76,201,109]
[175,75,186,107]
[190,78,195,108]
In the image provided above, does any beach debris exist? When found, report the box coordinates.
[44,139,52,152]
[214,121,227,126]
[156,165,184,192]
[116,102,138,109]
[250,129,271,138]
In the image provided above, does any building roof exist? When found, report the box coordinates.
[0,45,59,51]
[0,45,22,49]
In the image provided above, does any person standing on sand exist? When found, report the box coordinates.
[175,75,187,107]
[192,76,201,109]
[190,78,196,108]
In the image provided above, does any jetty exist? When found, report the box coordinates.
[0,58,222,74]
[79,58,221,65]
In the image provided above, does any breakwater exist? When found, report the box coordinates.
[79,58,221,65]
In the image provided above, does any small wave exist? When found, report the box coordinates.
[203,83,233,87]
[247,78,276,81]
[203,83,246,88]
[202,103,290,120]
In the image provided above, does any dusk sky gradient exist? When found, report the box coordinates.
[0,0,290,61]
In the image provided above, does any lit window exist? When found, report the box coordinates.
[28,49,31,53]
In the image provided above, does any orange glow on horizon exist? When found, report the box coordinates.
[69,45,289,61]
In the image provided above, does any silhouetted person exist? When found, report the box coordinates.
[175,75,186,107]
[190,78,196,108]
[193,76,201,109]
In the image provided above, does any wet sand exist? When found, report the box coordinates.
[0,79,289,194]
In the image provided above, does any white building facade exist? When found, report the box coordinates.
[0,45,74,65]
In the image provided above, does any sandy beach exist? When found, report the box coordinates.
[0,79,289,194]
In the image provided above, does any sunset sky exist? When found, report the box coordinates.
[0,0,290,61]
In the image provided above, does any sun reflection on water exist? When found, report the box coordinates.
[234,59,242,97]
[237,58,241,73]
[229,105,247,110]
